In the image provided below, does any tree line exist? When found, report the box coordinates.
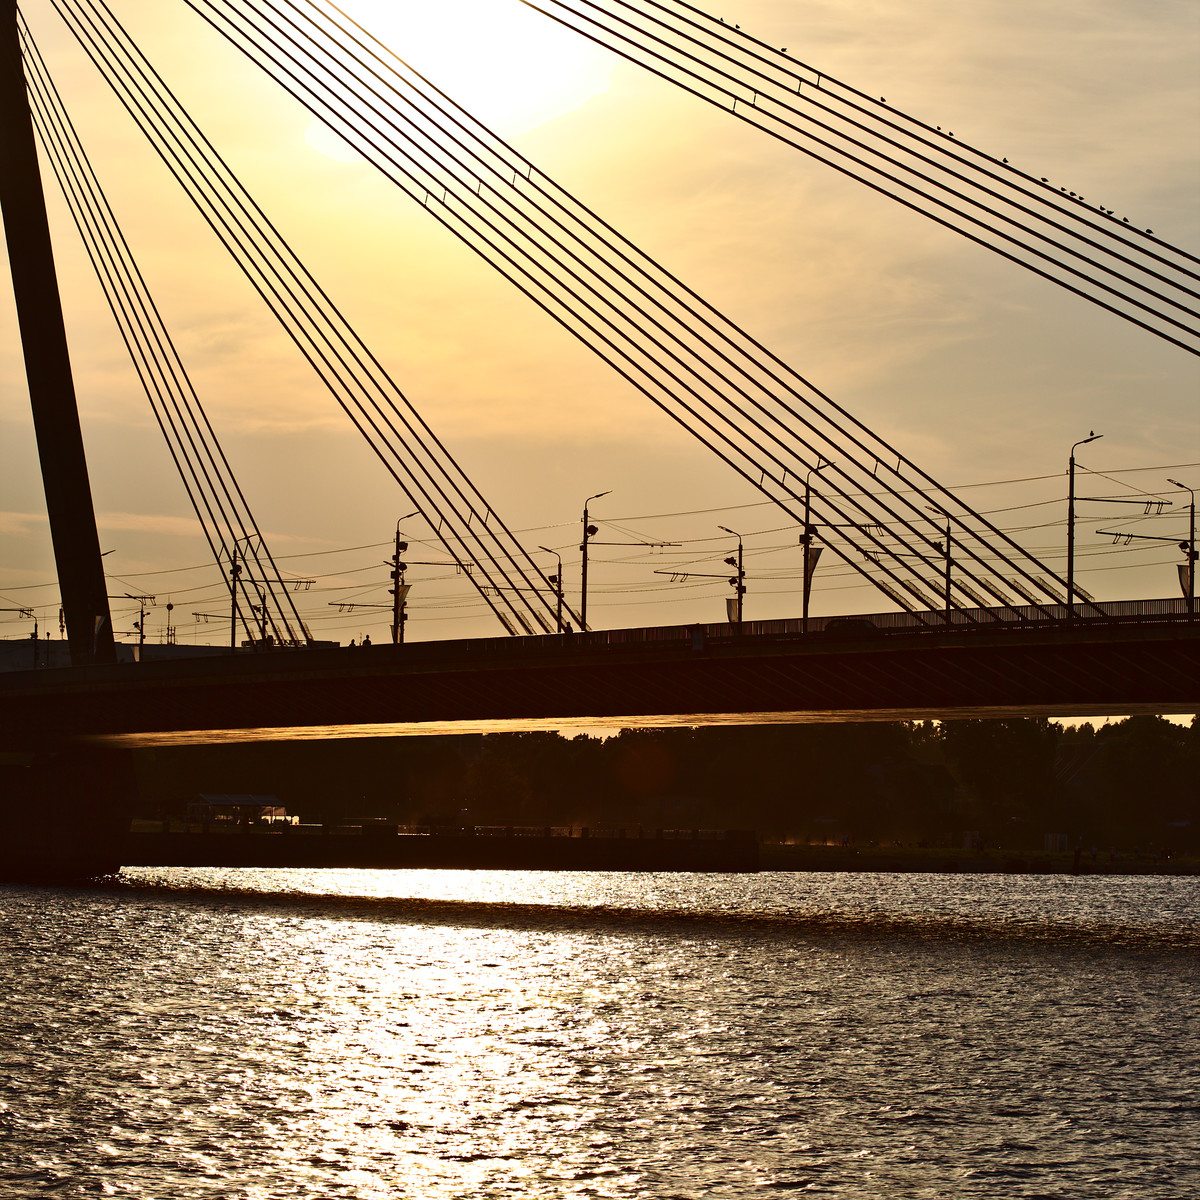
[137,715,1198,854]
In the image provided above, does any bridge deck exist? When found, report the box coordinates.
[0,601,1194,747]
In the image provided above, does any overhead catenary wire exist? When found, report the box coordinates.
[3,458,1189,596]
[3,459,1183,598]
[2,507,1177,636]
[316,481,1187,620]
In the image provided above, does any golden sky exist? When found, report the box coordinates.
[2,0,1197,645]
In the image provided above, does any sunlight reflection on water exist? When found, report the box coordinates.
[2,870,1197,1198]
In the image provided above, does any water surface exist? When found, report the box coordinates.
[2,869,1196,1198]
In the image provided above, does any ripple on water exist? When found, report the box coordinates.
[1,870,1197,1198]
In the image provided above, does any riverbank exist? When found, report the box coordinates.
[118,824,760,873]
[760,842,1199,875]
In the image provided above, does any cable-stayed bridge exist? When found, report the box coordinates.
[1,0,1197,732]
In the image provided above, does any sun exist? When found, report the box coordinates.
[304,0,613,160]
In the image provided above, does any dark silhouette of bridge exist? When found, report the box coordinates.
[0,601,1193,752]
[6,0,1198,661]
[1,3,1196,876]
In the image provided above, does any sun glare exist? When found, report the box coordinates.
[304,0,613,159]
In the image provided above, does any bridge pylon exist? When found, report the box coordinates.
[0,0,114,666]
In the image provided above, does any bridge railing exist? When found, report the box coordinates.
[385,596,1186,662]
[548,596,1192,653]
[5,597,1188,674]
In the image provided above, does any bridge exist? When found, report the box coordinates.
[0,3,1196,875]
[0,601,1195,750]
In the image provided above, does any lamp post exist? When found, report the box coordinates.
[390,511,418,644]
[1068,432,1102,621]
[390,528,409,644]
[1168,478,1196,618]
[228,546,241,650]
[718,525,745,624]
[539,545,564,632]
[580,490,610,632]
[253,584,269,645]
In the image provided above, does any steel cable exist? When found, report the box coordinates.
[193,0,966,615]
[21,15,310,646]
[53,0,569,635]
[527,0,1200,354]
[198,0,1078,616]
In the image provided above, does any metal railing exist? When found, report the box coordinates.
[7,597,1189,676]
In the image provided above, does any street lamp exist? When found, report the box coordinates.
[1067,432,1102,621]
[718,525,745,624]
[252,584,270,646]
[580,490,610,632]
[539,545,565,632]
[390,511,418,644]
[1167,478,1196,618]
[228,546,242,650]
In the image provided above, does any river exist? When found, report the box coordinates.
[2,869,1197,1198]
